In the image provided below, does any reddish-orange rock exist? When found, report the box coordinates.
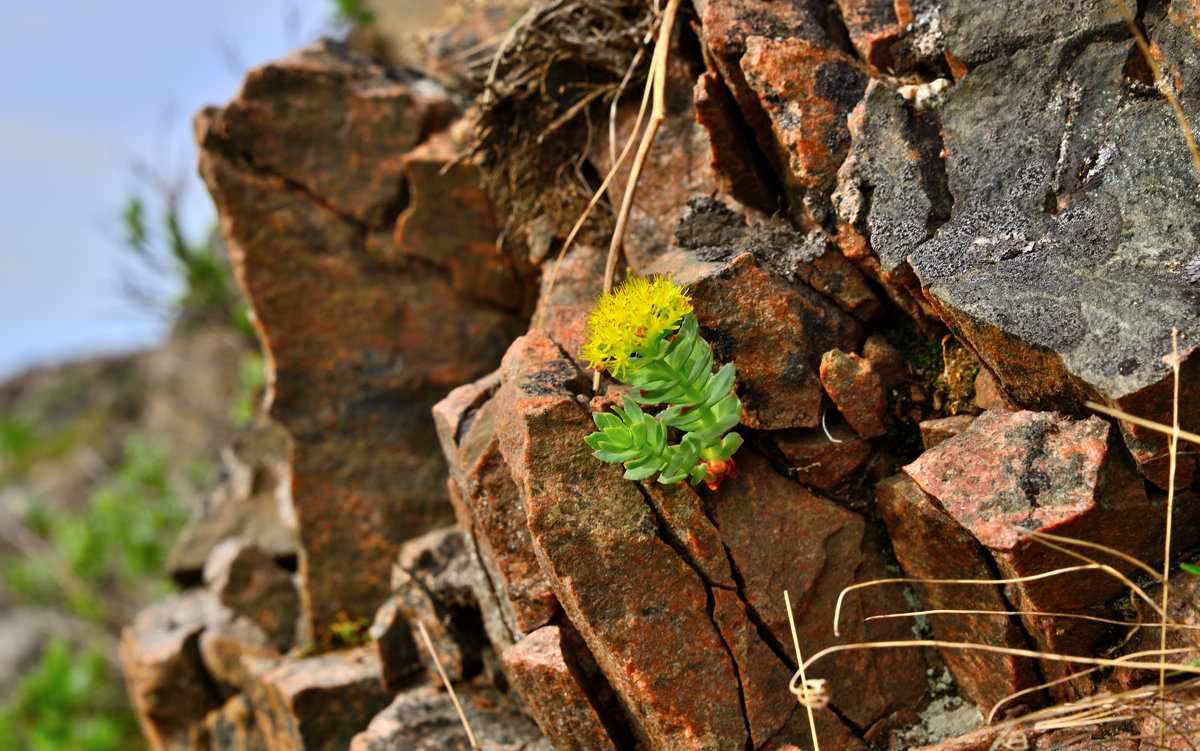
[709,450,927,732]
[673,197,881,321]
[820,349,889,439]
[394,131,534,311]
[918,414,976,450]
[876,473,1042,711]
[205,42,455,227]
[773,425,872,491]
[197,41,529,642]
[650,250,864,430]
[502,626,621,751]
[433,376,559,639]
[693,71,780,214]
[493,331,750,751]
[740,37,870,226]
[836,0,903,70]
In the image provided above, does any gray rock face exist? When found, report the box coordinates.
[942,0,1123,66]
[904,31,1200,486]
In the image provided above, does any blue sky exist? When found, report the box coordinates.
[0,0,334,379]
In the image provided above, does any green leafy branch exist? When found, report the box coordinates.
[581,276,742,489]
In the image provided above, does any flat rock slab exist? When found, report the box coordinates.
[709,450,927,732]
[433,377,558,640]
[905,32,1200,487]
[493,331,750,751]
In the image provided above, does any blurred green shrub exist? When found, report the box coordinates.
[0,435,187,750]
[0,638,142,751]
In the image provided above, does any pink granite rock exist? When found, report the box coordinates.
[905,409,1170,691]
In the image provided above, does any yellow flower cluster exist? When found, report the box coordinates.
[581,275,693,378]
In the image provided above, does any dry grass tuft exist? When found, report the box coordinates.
[471,0,657,241]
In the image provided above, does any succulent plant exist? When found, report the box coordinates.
[581,276,742,489]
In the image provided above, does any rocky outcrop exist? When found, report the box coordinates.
[122,1,1200,750]
[196,41,533,645]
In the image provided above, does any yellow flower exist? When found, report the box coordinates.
[580,275,693,378]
